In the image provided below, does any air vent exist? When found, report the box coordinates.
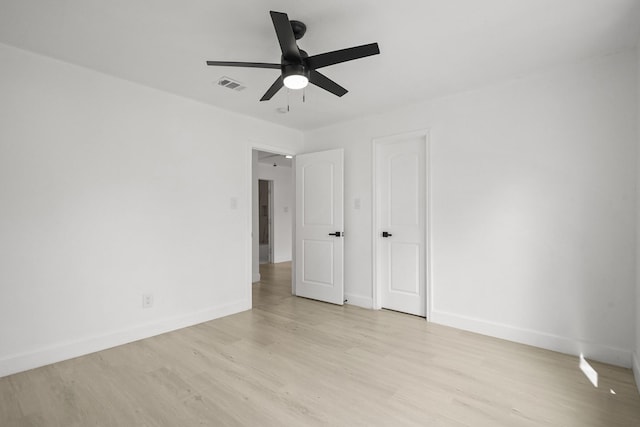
[217,76,246,91]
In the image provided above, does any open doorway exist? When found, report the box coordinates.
[251,149,294,306]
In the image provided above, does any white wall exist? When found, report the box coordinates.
[0,43,303,377]
[257,163,293,263]
[305,50,638,367]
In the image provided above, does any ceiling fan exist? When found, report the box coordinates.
[206,11,380,101]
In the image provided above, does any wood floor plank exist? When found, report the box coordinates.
[1,261,639,426]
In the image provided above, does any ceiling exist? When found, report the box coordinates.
[258,150,292,168]
[1,1,639,131]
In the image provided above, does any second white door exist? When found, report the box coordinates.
[376,134,427,316]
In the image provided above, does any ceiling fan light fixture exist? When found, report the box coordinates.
[283,63,309,90]
[283,74,308,90]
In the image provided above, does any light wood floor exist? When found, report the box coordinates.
[1,262,639,426]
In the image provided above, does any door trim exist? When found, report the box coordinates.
[371,129,432,320]
[246,143,296,308]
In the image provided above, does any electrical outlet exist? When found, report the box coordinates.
[142,294,154,308]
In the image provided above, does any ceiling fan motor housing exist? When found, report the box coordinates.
[283,62,309,79]
[282,48,309,89]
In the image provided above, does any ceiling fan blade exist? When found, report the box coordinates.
[206,61,280,69]
[307,43,380,69]
[260,76,284,101]
[309,70,348,97]
[270,11,301,61]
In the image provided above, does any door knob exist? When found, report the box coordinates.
[382,231,392,238]
[329,232,342,237]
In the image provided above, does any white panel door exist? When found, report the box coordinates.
[377,136,426,316]
[295,149,344,305]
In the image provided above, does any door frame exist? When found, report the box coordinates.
[371,129,432,320]
[246,143,296,308]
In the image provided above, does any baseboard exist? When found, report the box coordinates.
[253,273,261,282]
[633,353,640,394]
[431,310,632,368]
[345,293,373,309]
[0,299,249,378]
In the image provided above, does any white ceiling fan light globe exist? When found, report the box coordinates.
[283,74,309,90]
